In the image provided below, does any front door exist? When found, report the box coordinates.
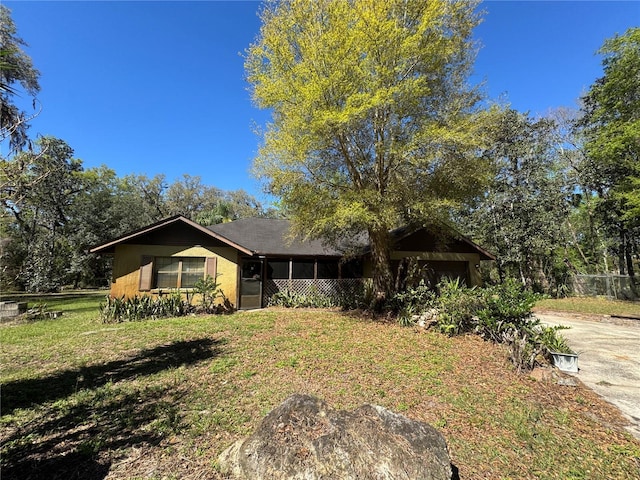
[239,260,263,309]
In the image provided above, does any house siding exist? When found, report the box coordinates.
[110,244,239,304]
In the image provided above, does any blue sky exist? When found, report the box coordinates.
[4,1,639,201]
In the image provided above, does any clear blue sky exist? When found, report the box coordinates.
[4,1,639,201]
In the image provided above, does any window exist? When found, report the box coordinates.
[267,260,289,279]
[139,257,208,290]
[156,257,205,288]
[261,258,360,281]
[180,258,206,287]
[317,260,339,279]
[155,257,180,288]
[292,260,314,279]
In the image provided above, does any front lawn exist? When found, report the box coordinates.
[1,294,639,479]
[535,296,640,317]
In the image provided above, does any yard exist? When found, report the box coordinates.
[1,293,639,479]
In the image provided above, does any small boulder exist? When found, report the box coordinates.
[218,393,452,480]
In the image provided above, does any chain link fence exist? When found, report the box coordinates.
[571,274,639,301]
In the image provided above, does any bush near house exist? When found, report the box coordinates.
[99,275,233,323]
[438,280,574,371]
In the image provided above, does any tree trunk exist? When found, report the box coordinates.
[622,230,638,296]
[368,227,394,312]
[618,228,627,275]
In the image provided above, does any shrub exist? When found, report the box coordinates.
[389,281,436,327]
[268,288,337,308]
[424,278,572,371]
[338,279,374,311]
[100,294,194,323]
[475,279,540,343]
[192,275,234,314]
[434,278,483,336]
[501,328,541,372]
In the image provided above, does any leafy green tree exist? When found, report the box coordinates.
[246,0,491,305]
[194,189,266,225]
[164,174,265,224]
[578,27,640,280]
[546,107,617,276]
[461,109,572,294]
[0,5,40,152]
[1,137,83,291]
[164,174,220,219]
[224,189,266,220]
[66,166,138,288]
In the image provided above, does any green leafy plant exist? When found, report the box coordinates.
[391,280,436,317]
[434,278,482,336]
[428,278,571,371]
[268,288,337,308]
[538,325,574,354]
[99,294,194,323]
[193,275,233,314]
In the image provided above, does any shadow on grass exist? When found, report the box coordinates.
[1,338,223,479]
[3,338,222,414]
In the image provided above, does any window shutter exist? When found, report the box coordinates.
[205,257,217,280]
[139,256,154,291]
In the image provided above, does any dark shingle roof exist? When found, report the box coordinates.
[207,218,346,257]
[90,215,494,261]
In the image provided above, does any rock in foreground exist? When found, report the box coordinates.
[218,394,452,480]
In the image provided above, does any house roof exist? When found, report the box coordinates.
[90,215,495,261]
[207,218,345,257]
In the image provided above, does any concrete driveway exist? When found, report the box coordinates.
[537,313,640,439]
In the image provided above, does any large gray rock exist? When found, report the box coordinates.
[218,394,452,480]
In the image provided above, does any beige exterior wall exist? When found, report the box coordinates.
[110,244,239,305]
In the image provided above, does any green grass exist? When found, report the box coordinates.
[535,296,640,317]
[2,293,639,479]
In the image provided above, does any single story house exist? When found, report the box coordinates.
[90,215,494,309]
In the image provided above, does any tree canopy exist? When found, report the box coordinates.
[460,109,574,293]
[246,0,492,303]
[0,5,40,152]
[578,27,640,280]
[580,27,640,224]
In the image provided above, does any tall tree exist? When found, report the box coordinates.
[164,174,219,219]
[1,137,83,291]
[164,175,265,224]
[0,5,40,152]
[549,107,613,275]
[246,0,491,305]
[578,27,640,280]
[461,109,572,293]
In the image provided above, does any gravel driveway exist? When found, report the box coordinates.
[537,313,640,440]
